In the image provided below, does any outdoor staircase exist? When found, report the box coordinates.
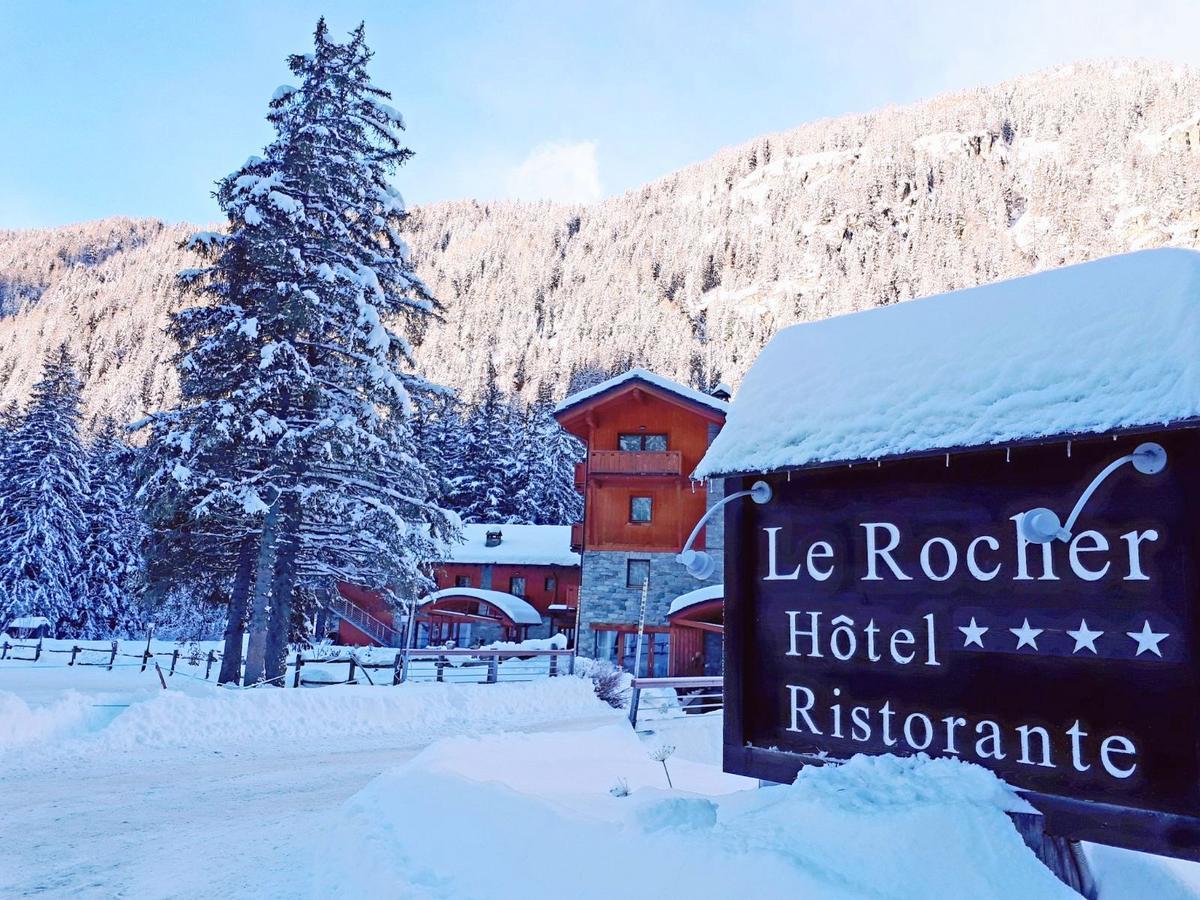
[327,594,404,647]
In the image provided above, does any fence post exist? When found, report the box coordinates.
[155,660,168,689]
[1,641,8,660]
[393,650,404,686]
[205,650,215,680]
[436,655,447,683]
[549,652,559,678]
[293,651,303,688]
[347,657,357,685]
[486,653,499,684]
[69,645,80,666]
[108,641,118,670]
[141,626,154,672]
[628,681,641,728]
[170,648,180,676]
[34,638,42,662]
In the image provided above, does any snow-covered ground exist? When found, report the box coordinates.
[3,661,1200,898]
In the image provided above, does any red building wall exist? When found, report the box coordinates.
[432,562,580,616]
[336,562,581,646]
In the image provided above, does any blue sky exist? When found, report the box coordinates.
[2,0,1197,228]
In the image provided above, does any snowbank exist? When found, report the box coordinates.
[483,632,569,652]
[697,248,1200,476]
[0,690,114,754]
[323,725,1075,899]
[5,677,617,759]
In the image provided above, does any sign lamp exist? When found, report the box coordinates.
[677,480,773,579]
[1019,442,1168,544]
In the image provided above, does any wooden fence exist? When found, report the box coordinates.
[0,639,574,689]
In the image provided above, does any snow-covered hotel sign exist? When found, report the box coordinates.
[695,249,1200,859]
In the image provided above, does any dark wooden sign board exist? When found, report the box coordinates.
[723,428,1200,860]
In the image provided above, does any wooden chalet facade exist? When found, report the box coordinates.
[554,369,729,676]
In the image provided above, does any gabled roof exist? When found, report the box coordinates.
[554,368,729,420]
[419,587,543,626]
[435,524,579,567]
[697,249,1200,478]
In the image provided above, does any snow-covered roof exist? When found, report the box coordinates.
[436,524,579,567]
[696,249,1200,478]
[555,368,729,417]
[668,583,723,617]
[4,616,50,630]
[419,588,544,626]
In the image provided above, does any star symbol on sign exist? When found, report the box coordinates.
[1127,621,1169,657]
[1010,619,1043,650]
[959,618,988,648]
[1066,620,1104,654]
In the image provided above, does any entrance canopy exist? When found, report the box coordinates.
[418,587,543,627]
[668,583,723,629]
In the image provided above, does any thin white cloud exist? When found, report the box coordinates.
[504,141,603,204]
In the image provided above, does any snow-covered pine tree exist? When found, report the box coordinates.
[81,420,147,637]
[0,345,90,634]
[139,421,259,684]
[152,20,454,683]
[456,361,520,524]
[513,381,584,526]
[413,387,465,512]
[0,400,21,538]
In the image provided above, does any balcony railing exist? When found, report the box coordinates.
[589,450,682,476]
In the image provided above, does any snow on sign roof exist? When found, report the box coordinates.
[419,588,544,626]
[668,583,723,617]
[437,524,580,567]
[696,249,1200,478]
[554,368,729,417]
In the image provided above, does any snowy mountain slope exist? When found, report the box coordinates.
[2,61,1200,425]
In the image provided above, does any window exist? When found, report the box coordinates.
[454,575,472,588]
[593,625,670,677]
[626,559,650,588]
[630,496,653,523]
[509,576,526,597]
[618,433,668,451]
[544,576,556,592]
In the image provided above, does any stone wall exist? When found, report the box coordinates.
[576,475,726,660]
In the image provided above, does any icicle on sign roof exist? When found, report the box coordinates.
[695,249,1200,479]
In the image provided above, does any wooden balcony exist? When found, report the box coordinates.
[573,461,587,492]
[589,450,682,476]
[570,522,584,552]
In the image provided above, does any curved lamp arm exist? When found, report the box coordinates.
[676,480,773,579]
[1020,442,1167,544]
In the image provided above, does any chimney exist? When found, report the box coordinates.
[485,529,503,547]
[710,382,733,402]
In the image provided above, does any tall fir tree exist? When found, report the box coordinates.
[151,20,453,682]
[81,420,148,637]
[413,388,465,510]
[455,361,520,523]
[512,382,584,526]
[0,345,90,634]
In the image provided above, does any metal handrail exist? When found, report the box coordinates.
[327,594,402,647]
[628,675,723,727]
